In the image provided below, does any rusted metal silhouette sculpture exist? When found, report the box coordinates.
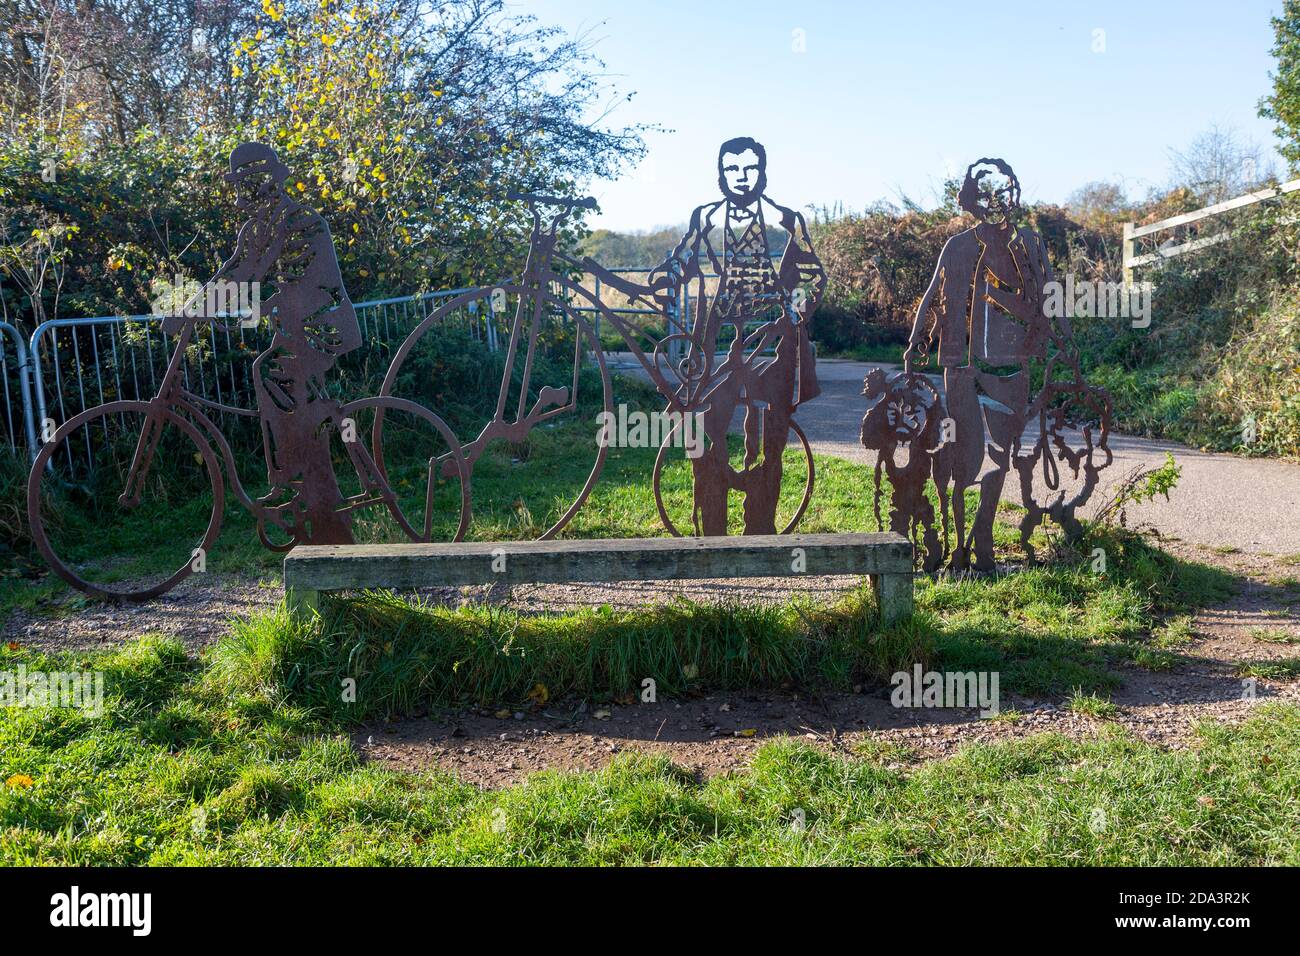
[860,367,947,571]
[28,143,468,600]
[379,191,615,542]
[588,136,826,535]
[178,142,361,545]
[864,158,1113,571]
[29,138,827,602]
[1012,378,1113,562]
[387,138,825,543]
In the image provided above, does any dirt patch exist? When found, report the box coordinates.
[356,683,1300,790]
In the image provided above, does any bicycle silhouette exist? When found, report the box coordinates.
[376,191,815,541]
[27,276,474,602]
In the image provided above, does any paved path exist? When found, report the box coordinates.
[609,354,1300,555]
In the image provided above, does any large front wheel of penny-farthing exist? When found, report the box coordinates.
[346,396,470,543]
[535,308,611,540]
[27,401,224,601]
[377,285,613,540]
[652,417,815,536]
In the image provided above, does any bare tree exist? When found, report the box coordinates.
[1168,125,1278,205]
[1,1,262,144]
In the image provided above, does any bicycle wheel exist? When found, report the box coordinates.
[537,304,611,539]
[27,401,225,601]
[379,285,613,540]
[345,395,470,543]
[652,418,815,536]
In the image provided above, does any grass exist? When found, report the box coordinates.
[1250,627,1299,645]
[1236,659,1300,680]
[1067,689,1121,719]
[818,342,908,364]
[852,739,918,764]
[0,519,1288,865]
[1127,646,1179,672]
[4,630,1300,865]
[0,507,1268,866]
[207,588,932,720]
[3,387,1289,865]
[1076,273,1299,460]
[151,515,1231,724]
[1151,615,1195,648]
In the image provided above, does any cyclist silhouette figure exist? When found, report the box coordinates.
[644,136,825,534]
[163,143,361,544]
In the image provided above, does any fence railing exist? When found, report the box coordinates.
[588,263,780,360]
[23,289,501,477]
[1122,178,1300,284]
[0,321,39,461]
[6,263,761,473]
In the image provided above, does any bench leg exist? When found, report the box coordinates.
[872,572,913,624]
[286,586,319,618]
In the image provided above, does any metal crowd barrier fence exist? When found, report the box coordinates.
[0,321,39,462]
[25,290,473,478]
[10,264,762,477]
[583,264,779,363]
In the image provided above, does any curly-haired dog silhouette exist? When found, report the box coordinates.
[860,367,948,571]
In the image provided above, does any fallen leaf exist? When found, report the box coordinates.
[1197,795,1216,807]
[527,683,549,705]
[5,641,18,651]
[593,708,611,720]
[735,729,756,738]
[494,708,511,719]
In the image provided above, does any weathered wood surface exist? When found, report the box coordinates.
[284,532,914,622]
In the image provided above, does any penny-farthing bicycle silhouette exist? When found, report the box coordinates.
[376,191,816,540]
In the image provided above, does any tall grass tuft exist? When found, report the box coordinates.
[210,587,933,720]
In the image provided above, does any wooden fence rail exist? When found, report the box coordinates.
[1122,177,1300,284]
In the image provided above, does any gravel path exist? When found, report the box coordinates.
[2,574,282,653]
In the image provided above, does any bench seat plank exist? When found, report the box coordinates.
[284,532,914,622]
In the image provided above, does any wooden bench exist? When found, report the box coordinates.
[283,531,914,623]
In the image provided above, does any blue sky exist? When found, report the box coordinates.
[517,0,1288,231]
